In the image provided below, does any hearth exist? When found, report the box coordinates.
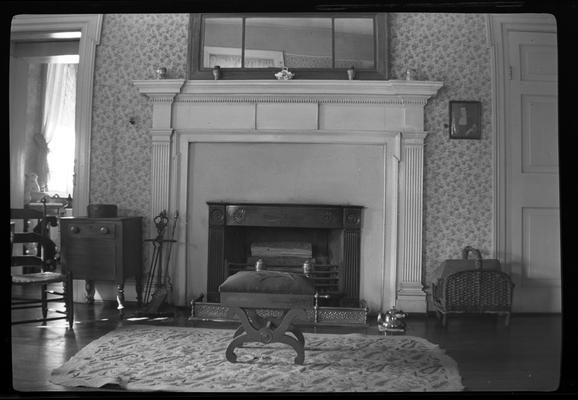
[205,202,363,308]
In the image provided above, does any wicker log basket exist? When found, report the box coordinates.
[432,246,515,327]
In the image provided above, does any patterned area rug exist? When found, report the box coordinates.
[50,325,464,392]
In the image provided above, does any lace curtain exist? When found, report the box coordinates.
[33,63,77,195]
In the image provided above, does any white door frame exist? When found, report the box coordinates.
[11,14,103,216]
[486,13,557,264]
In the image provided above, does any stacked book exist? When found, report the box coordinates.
[251,241,312,257]
[249,241,313,266]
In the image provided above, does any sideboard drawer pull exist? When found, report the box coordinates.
[69,226,79,234]
[99,226,110,234]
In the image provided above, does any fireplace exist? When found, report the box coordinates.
[206,202,363,307]
[134,79,443,315]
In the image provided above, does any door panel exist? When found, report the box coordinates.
[520,44,557,81]
[522,207,561,284]
[522,95,558,173]
[507,30,560,312]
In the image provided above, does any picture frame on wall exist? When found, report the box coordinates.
[449,101,481,139]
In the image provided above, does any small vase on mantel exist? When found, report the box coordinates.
[347,66,356,80]
[212,65,221,80]
[155,67,167,79]
[405,68,416,81]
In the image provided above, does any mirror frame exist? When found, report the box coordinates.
[187,13,388,80]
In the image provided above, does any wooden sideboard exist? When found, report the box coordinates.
[59,216,143,316]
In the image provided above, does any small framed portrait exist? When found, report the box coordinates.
[449,101,481,139]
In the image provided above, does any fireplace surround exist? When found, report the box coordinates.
[134,79,443,315]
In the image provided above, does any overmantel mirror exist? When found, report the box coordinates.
[188,13,388,80]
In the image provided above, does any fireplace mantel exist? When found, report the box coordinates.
[136,79,442,98]
[134,79,443,314]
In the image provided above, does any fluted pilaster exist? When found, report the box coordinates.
[133,79,185,234]
[396,133,427,312]
[150,130,172,220]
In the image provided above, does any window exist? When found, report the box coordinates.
[12,40,79,196]
[188,13,388,80]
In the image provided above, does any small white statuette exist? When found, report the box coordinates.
[275,67,295,80]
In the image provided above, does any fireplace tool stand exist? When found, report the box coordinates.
[135,210,178,318]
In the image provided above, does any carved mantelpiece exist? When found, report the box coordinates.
[134,79,443,314]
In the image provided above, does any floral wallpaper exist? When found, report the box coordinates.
[90,13,493,308]
[90,13,189,236]
[389,13,493,299]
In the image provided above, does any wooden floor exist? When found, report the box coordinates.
[6,300,565,394]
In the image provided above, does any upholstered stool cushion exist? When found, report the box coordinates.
[219,270,315,309]
[219,270,315,365]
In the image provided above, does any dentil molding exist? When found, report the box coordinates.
[134,79,443,105]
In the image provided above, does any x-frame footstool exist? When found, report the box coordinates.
[219,270,315,365]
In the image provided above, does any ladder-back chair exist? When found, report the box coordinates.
[11,208,74,328]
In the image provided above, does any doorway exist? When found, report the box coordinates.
[10,14,102,217]
[10,15,102,303]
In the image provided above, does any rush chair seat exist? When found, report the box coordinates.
[219,270,315,365]
[11,208,74,329]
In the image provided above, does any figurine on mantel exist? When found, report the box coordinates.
[275,66,294,80]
